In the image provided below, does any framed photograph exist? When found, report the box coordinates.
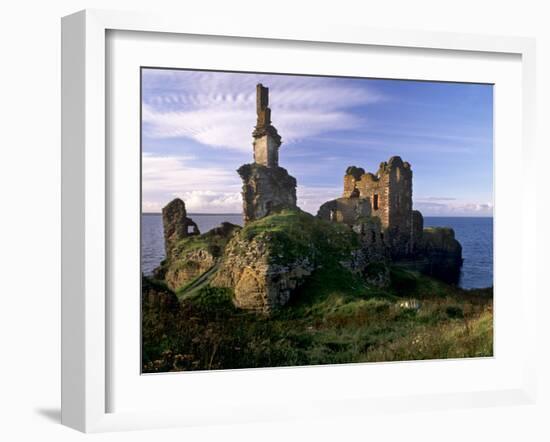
[61,9,538,432]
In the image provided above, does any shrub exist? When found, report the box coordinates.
[446,305,464,319]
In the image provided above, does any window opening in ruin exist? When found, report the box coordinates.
[371,231,376,243]
[187,225,194,234]
[265,201,273,215]
[373,194,379,210]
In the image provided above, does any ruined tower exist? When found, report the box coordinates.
[252,84,281,168]
[238,84,297,223]
[319,156,423,258]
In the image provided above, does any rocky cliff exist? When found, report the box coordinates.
[418,227,463,284]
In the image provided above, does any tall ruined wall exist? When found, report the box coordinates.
[252,84,281,168]
[161,198,200,257]
[384,157,413,257]
[340,157,414,258]
[238,84,297,224]
[253,135,279,168]
[411,209,424,253]
[238,163,297,223]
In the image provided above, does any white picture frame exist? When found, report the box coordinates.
[61,9,538,433]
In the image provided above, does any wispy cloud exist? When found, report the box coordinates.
[414,198,493,216]
[141,70,493,217]
[142,70,384,151]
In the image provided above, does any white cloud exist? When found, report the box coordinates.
[142,153,242,213]
[414,199,493,216]
[297,185,342,215]
[142,70,383,151]
[142,152,345,214]
[173,190,242,213]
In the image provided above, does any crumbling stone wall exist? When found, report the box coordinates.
[253,133,279,168]
[411,209,424,253]
[239,84,297,224]
[317,195,371,225]
[238,163,297,223]
[252,84,281,168]
[161,198,200,256]
[341,156,414,258]
[212,232,315,314]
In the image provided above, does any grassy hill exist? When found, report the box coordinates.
[142,263,492,372]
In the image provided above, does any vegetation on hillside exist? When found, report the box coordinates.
[143,209,492,372]
[142,263,493,372]
[238,209,359,264]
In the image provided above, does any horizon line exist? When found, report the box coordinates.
[142,212,494,218]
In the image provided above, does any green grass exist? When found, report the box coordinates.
[239,209,358,265]
[142,264,493,372]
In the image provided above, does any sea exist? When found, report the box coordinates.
[141,214,493,289]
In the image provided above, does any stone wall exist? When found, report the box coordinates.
[317,195,371,225]
[340,156,414,258]
[252,84,281,168]
[253,134,279,168]
[411,210,424,253]
[238,163,297,223]
[161,198,200,257]
[212,232,315,314]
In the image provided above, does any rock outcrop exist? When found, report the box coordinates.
[162,198,200,257]
[418,227,463,284]
[159,219,240,292]
[142,276,179,313]
[212,231,314,313]
[165,248,217,292]
[212,209,359,313]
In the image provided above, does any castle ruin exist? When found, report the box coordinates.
[158,83,464,315]
[161,198,200,257]
[238,84,297,223]
[318,157,424,259]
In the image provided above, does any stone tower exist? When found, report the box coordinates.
[252,84,281,168]
[319,156,423,258]
[238,84,297,223]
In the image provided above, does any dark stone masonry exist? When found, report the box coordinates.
[161,198,199,256]
[239,83,297,223]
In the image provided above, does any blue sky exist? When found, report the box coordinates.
[142,68,493,216]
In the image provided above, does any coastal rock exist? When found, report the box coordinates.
[419,227,463,284]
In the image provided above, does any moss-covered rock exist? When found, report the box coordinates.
[157,222,241,292]
[213,209,363,313]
